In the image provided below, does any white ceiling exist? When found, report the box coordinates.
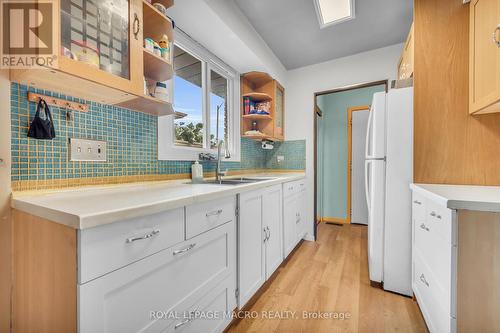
[234,0,413,69]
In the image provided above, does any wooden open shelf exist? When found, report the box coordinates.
[143,0,174,42]
[242,114,272,120]
[242,92,272,102]
[117,94,174,116]
[242,133,275,141]
[149,0,174,10]
[143,49,173,82]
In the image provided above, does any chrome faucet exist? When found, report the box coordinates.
[215,103,230,183]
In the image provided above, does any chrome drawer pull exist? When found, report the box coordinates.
[494,24,500,47]
[420,223,430,231]
[174,314,195,329]
[206,209,223,217]
[173,243,196,255]
[430,211,437,217]
[436,214,442,219]
[413,200,422,205]
[420,274,429,287]
[126,229,160,243]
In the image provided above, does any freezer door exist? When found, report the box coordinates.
[383,87,413,296]
[365,92,386,159]
[366,159,386,284]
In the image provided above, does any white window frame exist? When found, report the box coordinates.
[158,29,241,161]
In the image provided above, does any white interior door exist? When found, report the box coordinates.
[351,110,370,225]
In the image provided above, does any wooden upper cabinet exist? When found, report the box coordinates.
[398,23,414,80]
[10,0,175,116]
[469,0,500,114]
[241,72,285,142]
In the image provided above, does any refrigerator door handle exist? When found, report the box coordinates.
[365,160,372,215]
[365,104,375,159]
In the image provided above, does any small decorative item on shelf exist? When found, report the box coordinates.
[154,81,170,102]
[153,42,161,57]
[158,34,170,60]
[61,46,76,60]
[251,120,258,131]
[72,40,99,68]
[243,97,250,115]
[255,101,270,115]
[152,2,168,16]
[144,38,155,52]
[160,47,169,60]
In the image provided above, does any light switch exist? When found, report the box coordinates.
[70,138,107,162]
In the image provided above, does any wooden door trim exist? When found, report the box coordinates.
[347,106,370,224]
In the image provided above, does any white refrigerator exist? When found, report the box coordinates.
[365,87,413,296]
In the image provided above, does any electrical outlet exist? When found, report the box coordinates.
[70,138,107,162]
[277,155,285,163]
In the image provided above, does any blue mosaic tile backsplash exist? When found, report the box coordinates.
[10,83,305,182]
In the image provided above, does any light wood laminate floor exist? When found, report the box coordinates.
[228,223,428,333]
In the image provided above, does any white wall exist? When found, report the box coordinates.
[285,43,402,240]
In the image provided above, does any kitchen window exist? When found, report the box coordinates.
[158,30,240,161]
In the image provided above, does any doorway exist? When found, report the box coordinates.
[314,81,388,238]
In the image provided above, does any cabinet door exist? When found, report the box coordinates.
[238,190,265,308]
[274,82,285,140]
[79,222,235,333]
[283,194,297,258]
[263,185,283,279]
[296,186,307,241]
[469,0,500,114]
[58,0,143,95]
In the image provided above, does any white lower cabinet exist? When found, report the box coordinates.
[283,180,307,258]
[411,190,457,333]
[238,184,283,308]
[78,198,237,333]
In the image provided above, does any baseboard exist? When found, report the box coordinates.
[322,216,350,224]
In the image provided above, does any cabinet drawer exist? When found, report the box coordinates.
[413,249,451,324]
[79,208,184,283]
[414,220,452,300]
[284,179,305,197]
[425,200,452,243]
[163,276,235,333]
[412,192,426,223]
[186,197,236,239]
[79,221,236,333]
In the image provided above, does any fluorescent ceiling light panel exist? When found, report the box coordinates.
[314,0,355,28]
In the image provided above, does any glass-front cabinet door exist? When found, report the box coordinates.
[58,0,143,95]
[274,82,285,140]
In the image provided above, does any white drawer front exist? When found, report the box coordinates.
[79,208,184,283]
[413,250,451,333]
[425,200,452,243]
[414,220,452,305]
[79,221,235,333]
[162,276,235,333]
[186,197,236,239]
[283,181,297,197]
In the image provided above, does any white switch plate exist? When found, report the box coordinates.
[70,138,107,162]
[277,155,285,163]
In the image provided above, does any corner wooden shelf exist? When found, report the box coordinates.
[242,114,272,120]
[143,49,173,82]
[242,92,272,102]
[143,1,174,42]
[242,133,275,141]
[148,0,174,10]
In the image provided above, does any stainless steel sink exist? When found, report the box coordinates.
[190,177,277,185]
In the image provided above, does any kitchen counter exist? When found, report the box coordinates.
[411,183,500,213]
[12,172,305,229]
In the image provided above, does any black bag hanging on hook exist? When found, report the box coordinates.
[27,99,56,140]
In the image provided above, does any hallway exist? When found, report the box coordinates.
[229,223,427,333]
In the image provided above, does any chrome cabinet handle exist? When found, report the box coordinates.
[493,24,500,47]
[206,209,223,217]
[174,314,195,329]
[126,229,160,243]
[430,211,436,217]
[420,223,430,231]
[263,227,268,242]
[266,226,270,241]
[133,13,140,40]
[436,214,442,219]
[413,200,422,205]
[420,274,429,287]
[173,243,196,255]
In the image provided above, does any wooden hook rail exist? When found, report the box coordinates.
[27,92,89,112]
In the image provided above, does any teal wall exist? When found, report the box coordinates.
[10,83,305,183]
[316,84,385,220]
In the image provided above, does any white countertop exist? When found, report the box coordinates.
[411,183,500,213]
[12,172,305,229]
